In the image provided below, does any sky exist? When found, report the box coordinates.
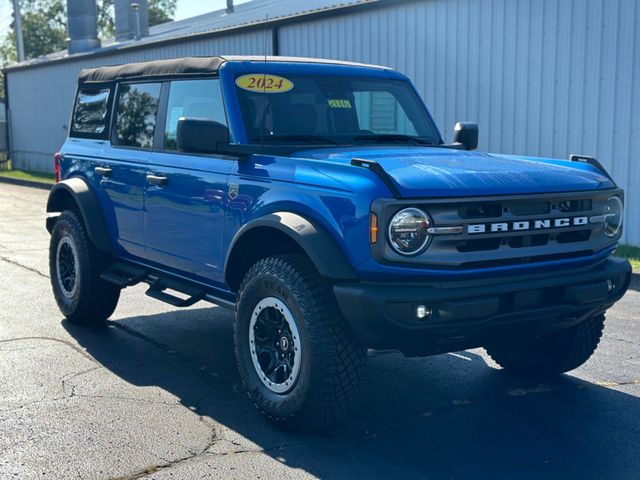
[175,0,251,21]
[0,0,253,40]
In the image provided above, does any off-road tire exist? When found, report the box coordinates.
[485,314,606,377]
[49,210,120,325]
[234,253,366,431]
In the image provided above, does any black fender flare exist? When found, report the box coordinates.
[46,177,112,253]
[224,212,358,285]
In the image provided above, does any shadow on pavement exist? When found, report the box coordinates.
[63,307,640,479]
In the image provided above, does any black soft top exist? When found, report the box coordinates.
[78,57,226,84]
[78,56,389,84]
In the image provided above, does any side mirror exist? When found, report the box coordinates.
[177,118,229,154]
[453,122,478,150]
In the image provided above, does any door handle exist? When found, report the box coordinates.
[146,174,168,187]
[94,166,112,177]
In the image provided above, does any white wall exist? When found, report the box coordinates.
[5,30,270,173]
[277,0,640,245]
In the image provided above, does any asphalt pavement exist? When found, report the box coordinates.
[0,182,638,480]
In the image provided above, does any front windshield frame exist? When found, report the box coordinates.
[233,72,443,147]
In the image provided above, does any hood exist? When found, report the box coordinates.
[294,146,615,197]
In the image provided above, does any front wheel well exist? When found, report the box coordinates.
[225,227,306,292]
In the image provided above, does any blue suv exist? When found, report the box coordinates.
[47,56,631,430]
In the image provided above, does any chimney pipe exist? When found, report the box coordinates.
[115,0,149,41]
[67,0,100,54]
[226,0,234,13]
[131,2,141,40]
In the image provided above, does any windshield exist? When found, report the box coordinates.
[235,74,441,146]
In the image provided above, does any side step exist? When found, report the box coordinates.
[100,261,235,310]
[100,262,147,287]
[145,277,205,308]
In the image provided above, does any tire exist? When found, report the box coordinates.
[234,253,366,431]
[49,210,120,325]
[485,314,606,377]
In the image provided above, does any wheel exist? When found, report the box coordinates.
[234,253,366,431]
[49,210,120,325]
[485,314,606,377]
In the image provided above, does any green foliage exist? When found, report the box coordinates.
[0,0,66,63]
[0,0,177,65]
[614,244,640,270]
[149,0,177,27]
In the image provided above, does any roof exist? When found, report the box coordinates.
[5,0,383,71]
[78,55,390,84]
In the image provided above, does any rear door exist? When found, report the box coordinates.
[94,82,162,259]
[144,78,232,285]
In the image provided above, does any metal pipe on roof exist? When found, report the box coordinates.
[227,0,234,13]
[115,0,149,41]
[67,0,101,54]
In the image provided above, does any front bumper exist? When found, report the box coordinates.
[333,257,631,353]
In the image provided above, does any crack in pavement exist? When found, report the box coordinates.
[594,379,640,387]
[0,336,96,362]
[108,416,219,480]
[109,322,243,393]
[365,376,640,438]
[60,366,103,396]
[0,255,50,279]
[605,335,638,346]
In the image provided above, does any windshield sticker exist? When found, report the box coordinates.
[236,74,294,93]
[327,99,352,109]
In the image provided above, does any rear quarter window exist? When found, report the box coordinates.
[71,87,112,138]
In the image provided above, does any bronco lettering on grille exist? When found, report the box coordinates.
[467,216,589,234]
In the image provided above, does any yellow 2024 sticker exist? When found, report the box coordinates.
[235,74,294,93]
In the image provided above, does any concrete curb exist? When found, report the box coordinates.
[0,176,53,190]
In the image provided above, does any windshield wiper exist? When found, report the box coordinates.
[352,134,437,145]
[254,134,344,147]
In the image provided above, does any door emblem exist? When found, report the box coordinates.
[229,183,239,200]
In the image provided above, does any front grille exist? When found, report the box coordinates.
[372,190,620,270]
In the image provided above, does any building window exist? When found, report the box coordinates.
[114,83,161,149]
[164,79,227,150]
[71,88,111,137]
[354,91,417,136]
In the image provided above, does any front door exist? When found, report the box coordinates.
[144,78,232,285]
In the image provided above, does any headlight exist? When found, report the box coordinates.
[388,208,432,255]
[604,195,623,237]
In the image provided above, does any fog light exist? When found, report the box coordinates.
[416,305,432,320]
[607,279,615,293]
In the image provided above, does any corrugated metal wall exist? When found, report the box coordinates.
[5,0,639,244]
[5,30,271,173]
[279,0,640,245]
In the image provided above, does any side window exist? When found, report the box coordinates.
[71,87,111,137]
[164,79,227,150]
[354,91,418,136]
[114,82,161,149]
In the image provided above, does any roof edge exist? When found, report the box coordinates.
[3,0,404,74]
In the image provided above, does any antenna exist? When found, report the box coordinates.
[260,14,269,147]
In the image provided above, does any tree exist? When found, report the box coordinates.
[148,0,177,27]
[0,0,177,64]
[0,0,66,63]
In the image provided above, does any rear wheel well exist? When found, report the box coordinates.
[226,227,306,292]
[48,188,80,214]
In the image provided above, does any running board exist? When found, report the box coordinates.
[100,262,235,310]
[145,277,205,308]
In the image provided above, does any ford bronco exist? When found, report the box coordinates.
[47,56,631,430]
